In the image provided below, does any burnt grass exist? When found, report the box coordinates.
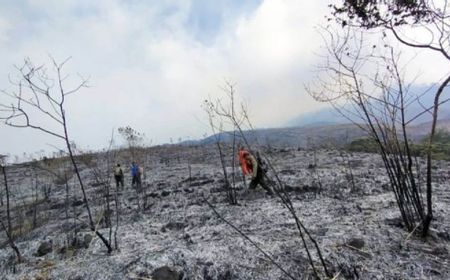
[0,144,449,279]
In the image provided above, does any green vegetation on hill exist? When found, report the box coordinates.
[347,138,379,153]
[347,130,450,161]
[419,130,450,161]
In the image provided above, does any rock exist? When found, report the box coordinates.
[162,221,187,231]
[90,181,106,187]
[151,266,183,280]
[385,217,404,228]
[381,183,390,191]
[280,169,296,175]
[37,240,53,256]
[347,237,365,249]
[161,190,171,197]
[183,188,194,193]
[49,201,66,210]
[284,185,295,192]
[72,200,84,207]
[190,179,214,187]
[371,188,382,194]
[147,192,159,198]
[70,234,93,249]
[183,233,193,244]
[437,231,450,241]
[68,276,83,280]
[83,234,93,248]
[210,186,226,193]
[315,227,329,237]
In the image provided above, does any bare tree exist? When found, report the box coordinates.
[204,84,332,278]
[329,0,450,237]
[118,126,145,163]
[0,160,3,207]
[0,57,112,252]
[0,155,21,262]
[0,155,12,235]
[78,131,121,249]
[306,25,449,236]
[203,83,241,205]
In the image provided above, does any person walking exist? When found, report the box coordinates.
[238,147,272,194]
[131,162,140,189]
[113,164,124,189]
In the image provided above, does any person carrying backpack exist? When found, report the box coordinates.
[114,164,124,188]
[238,147,272,194]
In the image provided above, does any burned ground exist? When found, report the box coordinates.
[0,145,449,279]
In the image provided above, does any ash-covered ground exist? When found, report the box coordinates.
[1,144,449,279]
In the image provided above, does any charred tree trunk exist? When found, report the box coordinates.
[59,83,112,253]
[2,165,12,235]
[0,220,21,263]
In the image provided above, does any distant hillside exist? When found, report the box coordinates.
[193,119,450,148]
[407,119,450,141]
[198,123,366,148]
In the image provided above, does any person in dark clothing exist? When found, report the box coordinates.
[239,147,272,194]
[114,164,124,188]
[131,162,140,188]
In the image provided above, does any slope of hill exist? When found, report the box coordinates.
[200,123,366,148]
[407,119,450,140]
[196,119,450,148]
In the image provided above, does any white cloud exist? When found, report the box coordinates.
[219,0,329,125]
[0,0,340,158]
[0,17,10,45]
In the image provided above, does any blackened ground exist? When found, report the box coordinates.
[0,145,449,279]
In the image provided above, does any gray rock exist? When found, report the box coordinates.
[315,227,329,237]
[70,233,93,249]
[347,237,365,249]
[83,234,93,248]
[437,230,450,241]
[151,266,183,280]
[37,240,53,256]
[162,221,187,232]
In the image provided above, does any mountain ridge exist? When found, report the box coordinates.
[189,118,450,148]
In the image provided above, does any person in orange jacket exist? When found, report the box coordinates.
[238,147,272,194]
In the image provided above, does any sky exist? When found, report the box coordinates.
[0,0,449,160]
[0,0,333,158]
